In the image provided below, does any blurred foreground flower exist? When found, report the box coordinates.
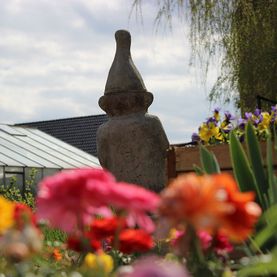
[170,229,233,256]
[37,168,159,234]
[0,196,15,234]
[52,248,62,261]
[14,202,37,229]
[117,256,190,277]
[0,224,43,262]
[119,229,154,254]
[159,173,261,241]
[84,252,113,275]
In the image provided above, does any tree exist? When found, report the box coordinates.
[132,0,277,113]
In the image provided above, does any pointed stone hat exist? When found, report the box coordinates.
[99,30,153,116]
[104,30,147,94]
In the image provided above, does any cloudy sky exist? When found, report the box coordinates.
[0,0,235,143]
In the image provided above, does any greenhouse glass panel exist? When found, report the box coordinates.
[5,172,24,193]
[0,167,4,186]
[24,128,100,166]
[0,131,61,168]
[0,144,42,167]
[15,135,77,168]
[43,168,60,178]
[5,166,23,173]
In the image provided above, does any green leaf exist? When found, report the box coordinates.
[238,257,277,277]
[229,131,264,207]
[273,128,277,152]
[193,164,204,176]
[252,205,277,248]
[199,145,220,174]
[266,133,277,205]
[246,123,268,205]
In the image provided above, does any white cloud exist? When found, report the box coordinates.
[0,0,235,143]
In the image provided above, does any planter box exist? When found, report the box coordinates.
[167,142,277,182]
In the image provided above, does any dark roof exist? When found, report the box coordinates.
[15,114,108,157]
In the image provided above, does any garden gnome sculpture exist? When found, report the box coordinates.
[97,30,169,192]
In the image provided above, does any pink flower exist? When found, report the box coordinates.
[83,179,159,232]
[108,182,160,233]
[36,168,159,233]
[197,230,212,250]
[36,168,115,232]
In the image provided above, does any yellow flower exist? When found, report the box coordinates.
[214,111,220,122]
[165,228,178,242]
[84,252,113,274]
[199,123,212,142]
[0,196,15,234]
[258,112,271,131]
[199,123,222,143]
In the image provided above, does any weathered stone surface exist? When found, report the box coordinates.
[104,30,147,94]
[97,30,169,191]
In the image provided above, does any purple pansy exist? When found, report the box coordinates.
[206,117,217,125]
[191,132,200,142]
[244,112,253,120]
[254,108,261,117]
[222,124,233,133]
[238,118,247,130]
[214,107,220,113]
[224,111,235,122]
[253,114,263,125]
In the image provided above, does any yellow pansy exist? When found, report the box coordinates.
[258,112,271,131]
[199,123,222,143]
[199,123,212,143]
[0,196,15,234]
[84,252,114,274]
[214,111,220,122]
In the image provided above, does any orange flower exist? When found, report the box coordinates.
[159,174,220,231]
[159,173,261,242]
[52,248,62,261]
[212,174,261,241]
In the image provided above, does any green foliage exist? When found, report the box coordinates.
[0,168,37,208]
[245,123,268,200]
[197,122,277,275]
[229,126,264,208]
[229,122,277,210]
[199,145,220,174]
[237,205,277,276]
[197,121,277,209]
[41,224,67,243]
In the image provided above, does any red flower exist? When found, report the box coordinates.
[67,234,101,252]
[90,217,126,240]
[119,229,154,254]
[213,232,233,255]
[13,203,36,229]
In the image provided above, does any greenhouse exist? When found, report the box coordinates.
[0,124,100,192]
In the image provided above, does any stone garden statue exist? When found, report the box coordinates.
[97,30,169,192]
